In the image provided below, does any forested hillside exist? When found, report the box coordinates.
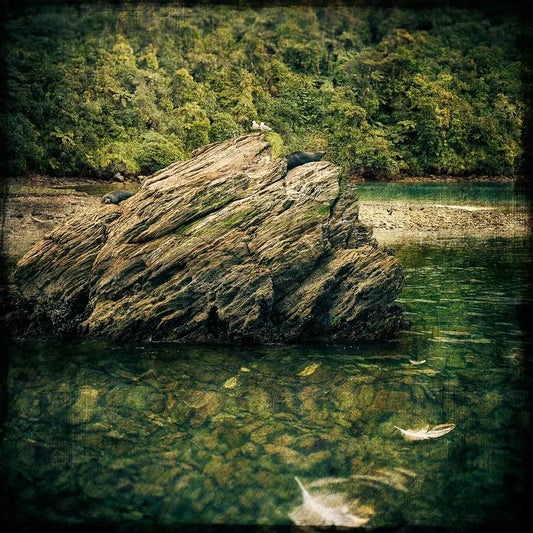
[2,3,524,178]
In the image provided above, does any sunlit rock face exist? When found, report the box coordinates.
[14,133,407,343]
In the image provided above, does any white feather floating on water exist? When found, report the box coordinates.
[352,468,417,493]
[290,477,369,528]
[309,469,416,493]
[308,477,349,488]
[394,423,456,442]
[409,359,426,365]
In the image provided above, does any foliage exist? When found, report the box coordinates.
[265,132,285,159]
[3,4,524,178]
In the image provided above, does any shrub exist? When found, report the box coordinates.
[209,113,240,143]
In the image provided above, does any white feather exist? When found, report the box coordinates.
[308,477,349,488]
[291,477,369,527]
[355,468,416,492]
[394,423,456,441]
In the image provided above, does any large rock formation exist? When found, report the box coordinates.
[14,133,407,343]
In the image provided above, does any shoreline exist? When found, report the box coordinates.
[7,172,519,182]
[2,176,530,265]
[358,200,529,245]
[352,174,518,184]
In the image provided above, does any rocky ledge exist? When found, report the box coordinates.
[13,133,407,343]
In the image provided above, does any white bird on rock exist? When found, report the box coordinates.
[259,121,272,131]
[252,120,261,130]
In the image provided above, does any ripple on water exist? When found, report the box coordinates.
[2,237,530,527]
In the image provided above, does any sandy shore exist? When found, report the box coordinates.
[2,176,137,261]
[359,200,530,244]
[2,176,530,266]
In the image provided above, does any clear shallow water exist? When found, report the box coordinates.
[357,181,528,207]
[68,183,140,196]
[2,237,530,528]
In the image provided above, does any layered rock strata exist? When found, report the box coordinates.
[14,133,407,343]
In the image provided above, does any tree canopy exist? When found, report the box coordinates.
[2,4,524,178]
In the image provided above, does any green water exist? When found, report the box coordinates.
[78,179,524,205]
[1,236,530,528]
[67,183,140,196]
[357,181,528,206]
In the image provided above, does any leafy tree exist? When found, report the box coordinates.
[3,4,524,178]
[210,113,241,143]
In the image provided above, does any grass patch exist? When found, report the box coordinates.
[265,132,285,159]
[183,206,257,238]
[301,203,331,219]
[9,185,78,196]
[330,315,344,327]
[220,208,256,228]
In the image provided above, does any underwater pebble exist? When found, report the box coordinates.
[133,483,164,497]
[305,450,332,466]
[67,386,99,424]
[223,376,238,389]
[250,425,275,444]
[298,363,320,377]
[273,433,296,447]
[263,444,301,464]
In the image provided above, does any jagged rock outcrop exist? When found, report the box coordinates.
[14,133,407,343]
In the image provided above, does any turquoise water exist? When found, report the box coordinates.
[1,236,530,528]
[357,181,528,206]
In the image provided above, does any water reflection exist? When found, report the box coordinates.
[357,181,529,207]
[1,237,530,527]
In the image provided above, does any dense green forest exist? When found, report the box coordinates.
[2,3,524,179]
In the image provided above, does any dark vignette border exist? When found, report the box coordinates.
[0,1,531,532]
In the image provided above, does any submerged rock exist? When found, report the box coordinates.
[13,133,407,343]
[67,386,99,424]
